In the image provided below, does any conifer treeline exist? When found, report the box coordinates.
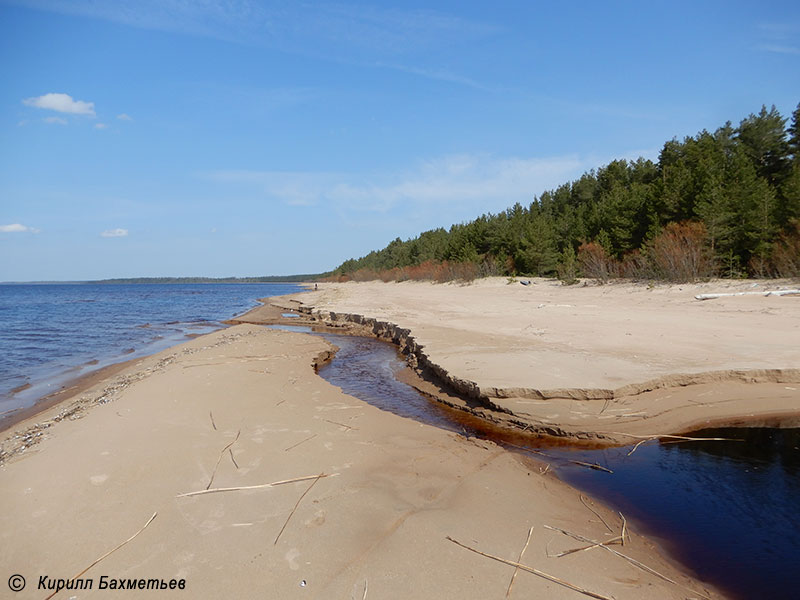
[331,104,800,282]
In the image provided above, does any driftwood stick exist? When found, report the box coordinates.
[177,474,334,498]
[206,430,241,490]
[274,474,324,545]
[580,494,614,533]
[506,526,534,597]
[446,536,613,600]
[45,513,157,600]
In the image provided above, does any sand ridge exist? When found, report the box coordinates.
[248,278,800,445]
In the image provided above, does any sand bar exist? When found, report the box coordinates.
[237,278,800,445]
[1,324,725,598]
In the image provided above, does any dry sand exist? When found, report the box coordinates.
[256,278,800,445]
[1,323,726,599]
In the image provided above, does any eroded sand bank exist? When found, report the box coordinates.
[237,278,800,445]
[1,325,723,599]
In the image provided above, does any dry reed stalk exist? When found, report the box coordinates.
[274,474,324,545]
[446,536,613,600]
[580,494,613,533]
[554,535,623,557]
[45,512,157,600]
[206,430,241,490]
[323,418,358,430]
[570,460,613,473]
[209,411,217,430]
[503,442,612,474]
[228,448,239,469]
[284,433,317,452]
[619,512,628,546]
[177,473,334,498]
[618,433,741,456]
[506,526,533,597]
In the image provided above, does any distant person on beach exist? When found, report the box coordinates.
[315,284,318,290]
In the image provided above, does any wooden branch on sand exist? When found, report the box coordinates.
[177,473,335,498]
[696,289,800,300]
[45,513,157,600]
[446,536,614,600]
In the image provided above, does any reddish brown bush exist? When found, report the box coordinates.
[770,221,800,277]
[577,242,618,282]
[647,221,715,282]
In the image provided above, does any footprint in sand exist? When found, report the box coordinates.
[285,548,301,571]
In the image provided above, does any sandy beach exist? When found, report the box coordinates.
[245,278,800,446]
[2,317,727,599]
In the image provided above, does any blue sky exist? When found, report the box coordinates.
[1,1,799,280]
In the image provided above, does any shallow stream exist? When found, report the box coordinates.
[274,325,800,600]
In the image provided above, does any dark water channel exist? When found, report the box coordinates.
[274,325,800,599]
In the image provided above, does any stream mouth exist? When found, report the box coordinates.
[273,324,800,600]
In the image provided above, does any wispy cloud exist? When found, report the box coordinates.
[759,44,800,55]
[12,1,497,88]
[101,228,128,237]
[94,123,108,129]
[23,92,95,116]
[116,113,133,121]
[0,223,40,233]
[205,153,589,215]
[757,22,800,55]
[43,116,68,125]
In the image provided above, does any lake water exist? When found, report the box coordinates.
[0,282,305,420]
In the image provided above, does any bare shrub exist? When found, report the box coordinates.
[647,221,715,282]
[771,221,800,277]
[619,249,652,280]
[577,242,618,282]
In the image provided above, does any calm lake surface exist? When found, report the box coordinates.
[288,325,800,600]
[0,282,305,419]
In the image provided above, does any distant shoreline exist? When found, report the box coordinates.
[1,276,323,285]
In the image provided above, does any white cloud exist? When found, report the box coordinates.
[101,228,128,237]
[116,113,133,120]
[23,93,96,116]
[94,123,108,129]
[0,223,40,233]
[44,116,68,125]
[206,153,589,215]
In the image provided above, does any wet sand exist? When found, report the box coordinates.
[254,278,800,445]
[1,324,724,599]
